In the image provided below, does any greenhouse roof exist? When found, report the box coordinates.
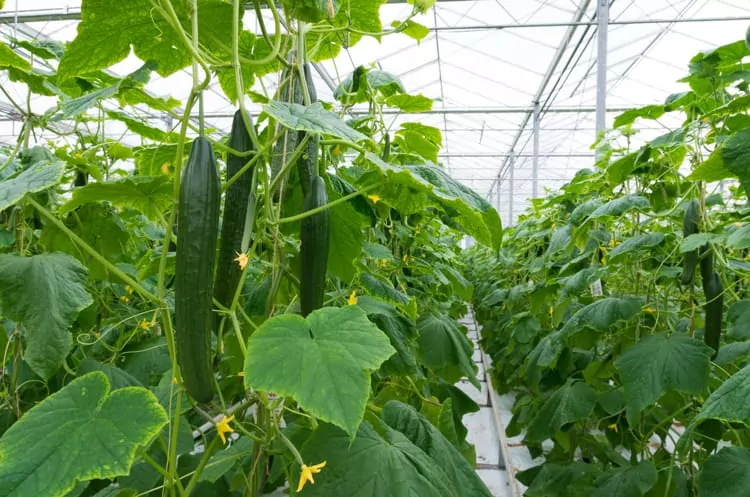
[2,0,749,225]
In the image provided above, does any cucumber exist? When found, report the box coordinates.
[699,243,714,285]
[215,110,255,312]
[299,176,330,316]
[175,136,220,403]
[680,200,700,285]
[703,271,723,358]
[297,62,319,197]
[270,53,304,194]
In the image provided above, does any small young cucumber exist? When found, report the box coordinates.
[680,200,700,285]
[703,271,723,358]
[297,63,319,198]
[175,136,220,403]
[299,176,331,317]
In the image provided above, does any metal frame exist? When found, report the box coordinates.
[2,0,749,228]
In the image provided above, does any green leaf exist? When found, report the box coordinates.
[607,233,665,263]
[391,19,431,42]
[60,176,173,221]
[547,225,573,254]
[688,152,733,183]
[691,363,750,426]
[357,297,419,376]
[107,111,176,142]
[0,253,93,379]
[134,144,190,176]
[363,242,394,260]
[614,333,713,424]
[382,401,493,497]
[697,447,750,497]
[613,105,666,128]
[570,198,604,224]
[58,84,120,120]
[729,301,750,339]
[727,223,750,249]
[526,380,597,443]
[0,158,65,211]
[0,371,167,497]
[58,0,232,80]
[360,273,410,306]
[394,122,442,162]
[589,195,650,218]
[592,461,658,497]
[417,313,478,388]
[265,101,368,142]
[386,94,434,113]
[680,233,725,253]
[0,41,31,70]
[199,437,254,483]
[327,190,368,282]
[78,359,143,390]
[9,38,64,60]
[243,306,395,437]
[362,153,502,248]
[722,126,750,196]
[297,421,461,497]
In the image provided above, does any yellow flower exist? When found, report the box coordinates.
[297,461,327,492]
[379,258,388,267]
[548,306,554,316]
[138,319,150,331]
[415,225,420,234]
[608,423,619,433]
[172,376,178,385]
[119,295,130,304]
[402,254,409,265]
[234,252,249,270]
[602,257,607,265]
[333,145,342,156]
[645,307,656,314]
[216,415,235,445]
[161,163,170,175]
[368,194,381,204]
[348,290,358,305]
[237,371,245,378]
[609,238,616,248]
[737,222,745,228]
[125,285,133,295]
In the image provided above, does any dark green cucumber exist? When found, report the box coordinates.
[297,63,319,197]
[699,243,714,285]
[176,136,220,403]
[215,110,255,312]
[703,271,723,358]
[382,132,391,161]
[680,200,700,285]
[271,53,304,192]
[299,176,330,317]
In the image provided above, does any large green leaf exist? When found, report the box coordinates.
[359,273,410,306]
[386,94,434,113]
[417,313,478,388]
[265,101,368,142]
[589,195,650,219]
[362,153,502,249]
[615,333,712,424]
[691,363,750,426]
[688,152,733,183]
[729,301,750,339]
[0,158,65,211]
[0,42,31,70]
[40,204,130,281]
[526,380,597,443]
[305,0,387,61]
[297,421,461,497]
[727,223,750,249]
[58,0,233,80]
[0,253,93,379]
[78,359,143,390]
[722,127,750,196]
[382,401,493,497]
[697,447,750,497]
[327,191,368,282]
[592,461,658,497]
[607,233,665,263]
[357,297,419,376]
[0,372,167,497]
[243,306,395,437]
[60,176,173,221]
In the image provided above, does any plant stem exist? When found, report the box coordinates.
[275,184,377,224]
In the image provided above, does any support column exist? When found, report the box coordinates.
[508,154,515,226]
[532,102,541,199]
[595,0,610,145]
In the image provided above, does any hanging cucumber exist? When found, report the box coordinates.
[175,136,220,403]
[699,243,714,285]
[215,110,256,312]
[703,271,723,358]
[680,199,700,285]
[270,52,304,195]
[297,62,319,198]
[299,176,331,317]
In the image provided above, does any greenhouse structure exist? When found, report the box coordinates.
[0,0,749,496]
